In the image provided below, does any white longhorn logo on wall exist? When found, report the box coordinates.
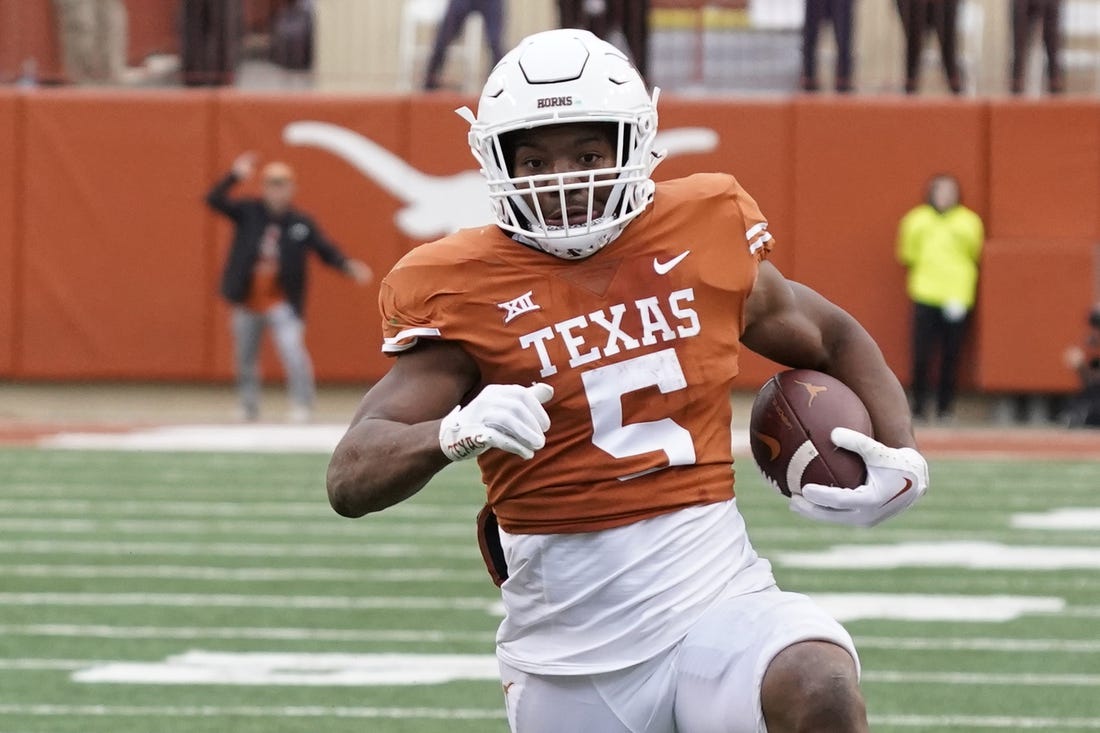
[283,121,720,241]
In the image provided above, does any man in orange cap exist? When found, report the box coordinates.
[206,151,372,423]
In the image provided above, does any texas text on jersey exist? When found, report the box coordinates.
[380,173,773,535]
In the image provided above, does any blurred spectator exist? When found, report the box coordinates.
[271,0,314,71]
[895,0,962,94]
[52,0,127,84]
[205,152,372,423]
[181,0,242,86]
[897,174,984,422]
[801,0,855,93]
[1062,306,1100,427]
[557,0,650,80]
[1011,0,1064,94]
[424,0,505,91]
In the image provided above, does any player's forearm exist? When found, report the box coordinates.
[204,173,241,216]
[820,313,917,450]
[326,418,450,517]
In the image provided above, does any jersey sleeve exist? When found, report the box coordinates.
[378,263,444,354]
[896,206,925,267]
[964,208,985,263]
[729,178,774,262]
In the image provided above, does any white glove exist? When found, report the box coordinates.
[942,300,968,323]
[439,383,553,461]
[790,427,928,527]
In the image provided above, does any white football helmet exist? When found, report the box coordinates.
[457,29,662,259]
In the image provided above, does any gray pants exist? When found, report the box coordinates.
[53,0,128,83]
[424,0,505,87]
[232,303,314,416]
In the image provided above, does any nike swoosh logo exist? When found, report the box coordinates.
[653,250,691,275]
[754,432,782,461]
[882,478,914,506]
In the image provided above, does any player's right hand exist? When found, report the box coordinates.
[792,428,928,527]
[438,383,553,462]
[1065,345,1086,370]
[231,151,257,180]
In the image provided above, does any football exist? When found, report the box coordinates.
[748,369,873,497]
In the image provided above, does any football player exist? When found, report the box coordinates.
[327,29,929,733]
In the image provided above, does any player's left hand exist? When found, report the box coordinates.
[345,259,373,285]
[790,427,928,527]
[1065,345,1086,370]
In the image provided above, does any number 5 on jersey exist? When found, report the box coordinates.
[581,348,697,481]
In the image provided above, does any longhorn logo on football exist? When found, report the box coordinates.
[794,380,828,407]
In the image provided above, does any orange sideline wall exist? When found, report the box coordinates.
[1,90,1097,392]
[0,1,180,83]
[19,91,214,379]
[977,101,1100,393]
[0,92,16,374]
[791,98,990,390]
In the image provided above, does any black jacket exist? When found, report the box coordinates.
[205,173,350,316]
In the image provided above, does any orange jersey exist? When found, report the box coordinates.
[380,173,773,534]
[246,223,285,312]
[246,269,284,311]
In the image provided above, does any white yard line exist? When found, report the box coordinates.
[3,656,1094,689]
[4,519,1096,549]
[1,625,1093,653]
[868,715,1100,729]
[0,705,1097,727]
[0,499,467,520]
[0,703,506,720]
[4,625,1094,655]
[0,484,336,499]
[756,527,1100,545]
[0,540,478,559]
[778,541,1100,570]
[0,517,472,538]
[786,573,1100,594]
[0,624,495,643]
[0,483,483,503]
[1013,508,1100,530]
[15,561,1089,593]
[1061,606,1100,618]
[6,484,1097,510]
[0,498,1072,525]
[0,564,486,583]
[0,659,102,670]
[856,636,1100,653]
[68,651,501,686]
[0,592,1070,622]
[863,670,1100,686]
[4,652,1098,690]
[0,592,497,612]
[809,593,1065,623]
[4,519,1099,552]
[39,424,348,453]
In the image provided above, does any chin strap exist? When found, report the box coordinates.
[516,220,622,260]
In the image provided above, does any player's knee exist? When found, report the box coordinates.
[790,671,865,733]
[761,641,867,733]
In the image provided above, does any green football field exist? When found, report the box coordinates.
[0,446,1098,733]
